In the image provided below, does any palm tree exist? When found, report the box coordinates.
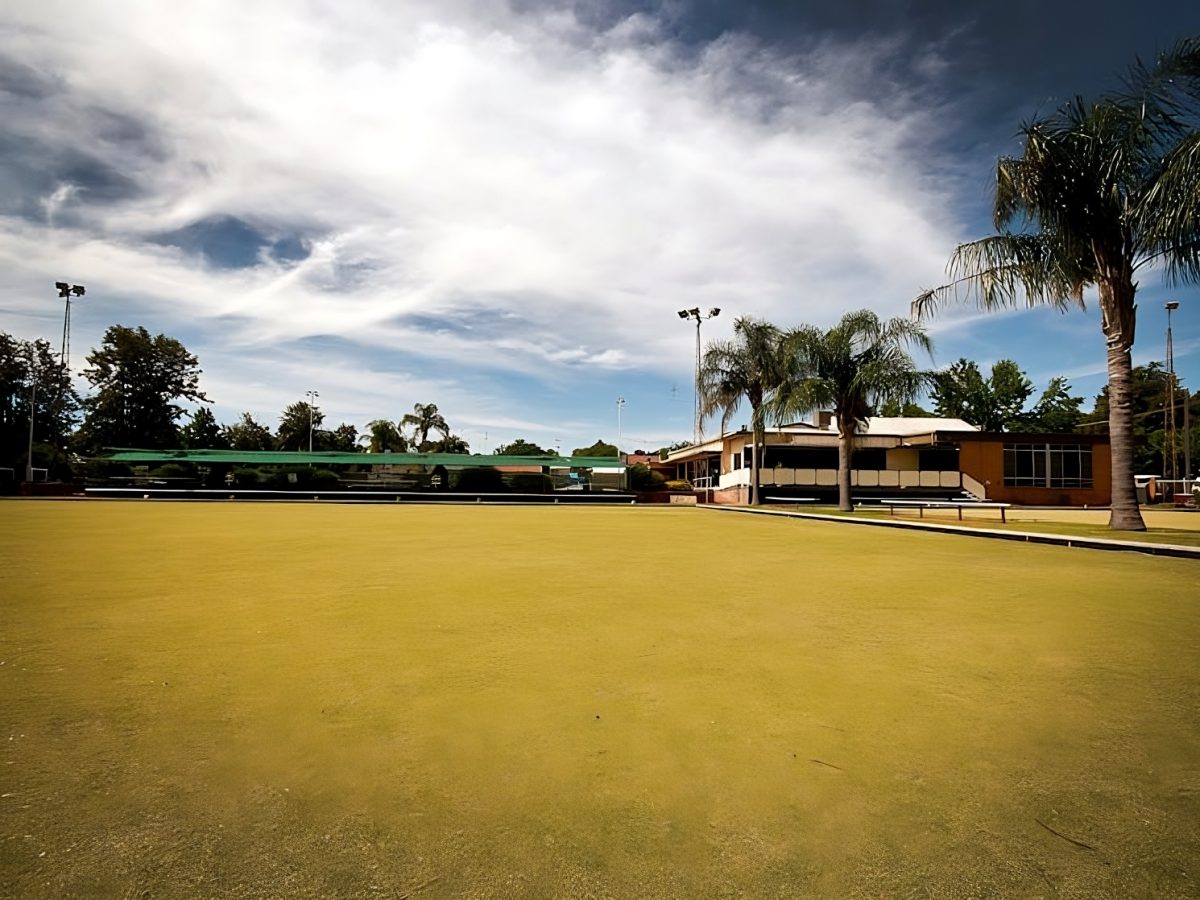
[698,317,785,505]
[914,39,1200,531]
[401,403,450,449]
[276,400,324,451]
[769,311,932,512]
[361,419,407,453]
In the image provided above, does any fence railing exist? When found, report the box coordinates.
[718,468,963,490]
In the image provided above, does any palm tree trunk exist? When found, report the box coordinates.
[1099,279,1146,531]
[1104,341,1146,530]
[837,428,853,511]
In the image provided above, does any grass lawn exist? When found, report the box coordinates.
[2,500,1198,898]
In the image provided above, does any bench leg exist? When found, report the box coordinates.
[958,507,963,520]
[1001,509,1006,524]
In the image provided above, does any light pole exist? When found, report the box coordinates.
[54,282,85,372]
[616,396,625,459]
[25,354,38,483]
[677,307,720,446]
[305,390,319,452]
[616,396,626,489]
[1165,302,1179,484]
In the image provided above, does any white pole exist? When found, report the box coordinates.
[617,396,625,489]
[694,317,701,446]
[617,396,624,458]
[25,361,37,483]
[305,389,319,452]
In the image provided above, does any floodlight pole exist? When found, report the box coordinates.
[55,282,85,373]
[616,396,625,458]
[616,396,625,489]
[1165,302,1179,483]
[678,307,720,446]
[25,356,38,483]
[305,389,319,453]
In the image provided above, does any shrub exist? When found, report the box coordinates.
[308,468,342,490]
[628,463,666,491]
[232,467,262,487]
[510,472,554,493]
[454,467,506,492]
[665,479,694,493]
[263,469,294,489]
[149,462,194,481]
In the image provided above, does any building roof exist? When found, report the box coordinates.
[101,448,625,469]
[663,417,979,462]
[857,417,978,436]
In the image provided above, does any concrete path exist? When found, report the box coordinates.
[700,504,1200,560]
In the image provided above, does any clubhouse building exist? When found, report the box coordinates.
[663,414,1111,507]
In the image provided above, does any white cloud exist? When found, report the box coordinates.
[0,0,972,447]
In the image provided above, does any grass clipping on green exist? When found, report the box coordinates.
[2,501,1198,898]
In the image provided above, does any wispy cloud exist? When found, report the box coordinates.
[0,0,976,447]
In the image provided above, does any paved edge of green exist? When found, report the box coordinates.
[700,505,1200,559]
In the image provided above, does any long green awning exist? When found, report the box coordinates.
[101,448,625,469]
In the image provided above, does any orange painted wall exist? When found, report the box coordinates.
[957,437,1111,506]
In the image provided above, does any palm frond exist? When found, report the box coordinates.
[1136,130,1200,283]
[697,317,784,436]
[913,233,1087,319]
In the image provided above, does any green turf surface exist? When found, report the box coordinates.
[2,501,1198,897]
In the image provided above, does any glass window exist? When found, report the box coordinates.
[1003,443,1092,488]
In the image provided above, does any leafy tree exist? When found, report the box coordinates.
[656,440,692,459]
[496,438,549,456]
[914,40,1200,530]
[769,310,932,511]
[325,423,360,452]
[1080,363,1189,473]
[77,325,207,451]
[420,433,469,453]
[877,398,931,417]
[180,406,228,449]
[401,403,450,447]
[931,358,1033,431]
[1014,376,1085,433]
[277,401,324,451]
[0,334,78,474]
[223,412,273,450]
[698,316,785,505]
[571,439,618,457]
[361,419,407,453]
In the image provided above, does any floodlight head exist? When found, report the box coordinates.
[1166,300,1180,311]
[55,281,70,296]
[71,285,85,297]
[677,309,690,319]
[709,307,720,317]
[688,307,701,317]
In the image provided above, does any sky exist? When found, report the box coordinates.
[1,0,1198,454]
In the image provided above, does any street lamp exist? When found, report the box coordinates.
[677,307,720,445]
[54,281,85,372]
[304,390,319,452]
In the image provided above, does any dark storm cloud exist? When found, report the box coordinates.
[0,131,143,220]
[0,52,167,222]
[0,53,59,99]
